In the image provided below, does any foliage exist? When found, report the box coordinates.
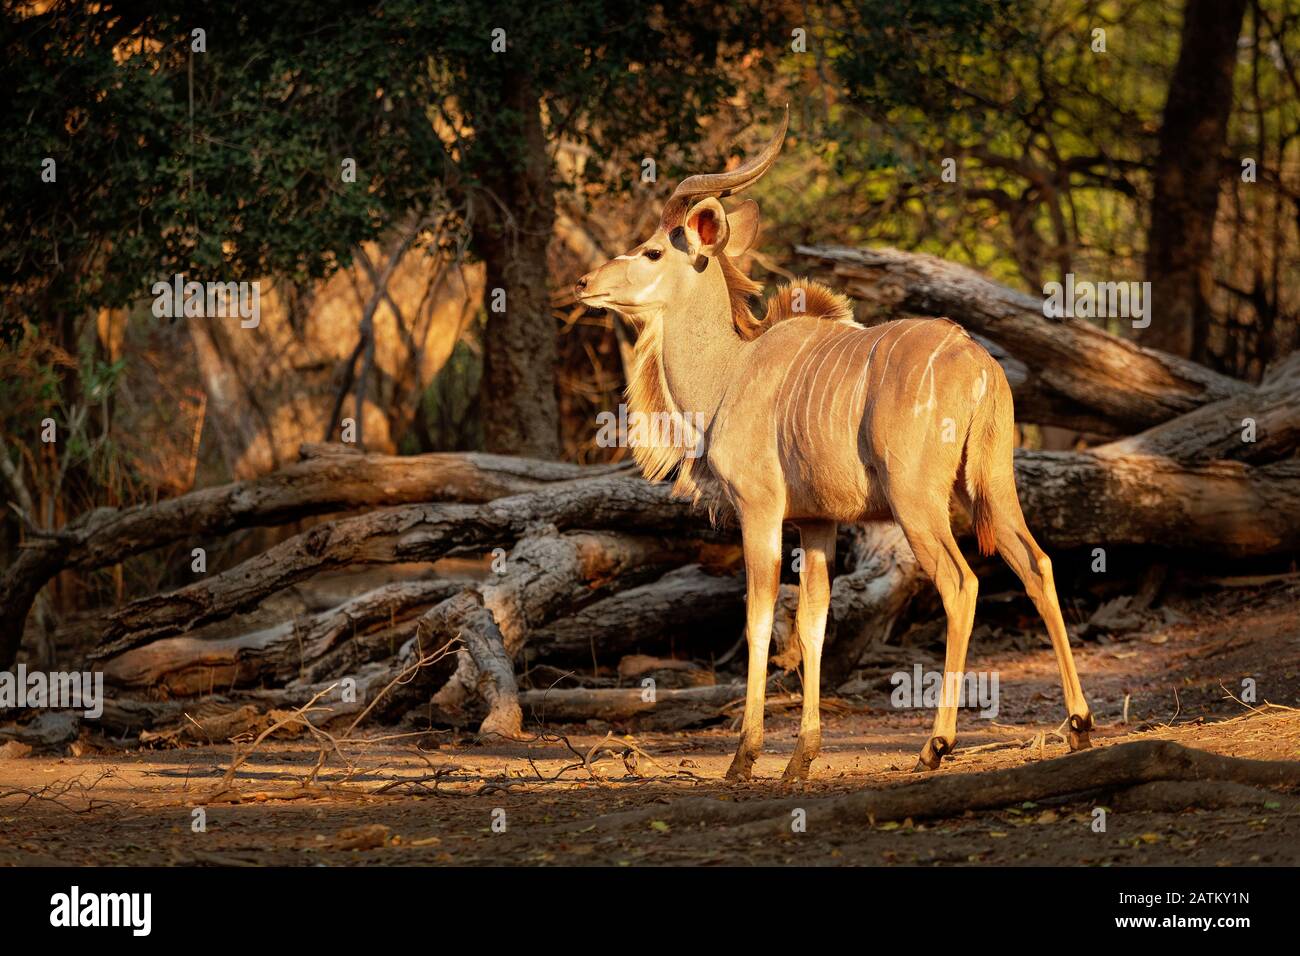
[1,1,779,338]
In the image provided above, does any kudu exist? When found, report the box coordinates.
[575,113,1092,780]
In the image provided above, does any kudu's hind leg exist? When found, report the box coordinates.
[990,497,1093,749]
[783,520,836,782]
[894,506,979,772]
[726,507,784,781]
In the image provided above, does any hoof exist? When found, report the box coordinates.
[913,735,952,772]
[1068,713,1094,752]
[782,752,815,782]
[782,735,820,782]
[726,752,756,782]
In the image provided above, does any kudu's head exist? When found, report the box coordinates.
[574,112,788,323]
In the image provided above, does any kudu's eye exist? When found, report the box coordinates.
[643,248,662,261]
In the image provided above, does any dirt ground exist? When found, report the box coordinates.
[2,577,1299,866]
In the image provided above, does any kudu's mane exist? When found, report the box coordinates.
[626,261,854,519]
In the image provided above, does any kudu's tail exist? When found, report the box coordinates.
[962,364,1017,558]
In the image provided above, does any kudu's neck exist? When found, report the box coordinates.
[658,264,742,427]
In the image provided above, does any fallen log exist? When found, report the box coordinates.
[93,451,1299,697]
[791,738,1300,831]
[418,591,523,739]
[0,710,81,748]
[1096,350,1300,464]
[518,683,743,731]
[0,448,632,668]
[1111,779,1300,812]
[1013,454,1300,557]
[797,245,1248,435]
[429,528,700,721]
[101,577,462,694]
[527,563,745,666]
[89,475,716,660]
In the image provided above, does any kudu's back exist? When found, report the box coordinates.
[707,306,1011,535]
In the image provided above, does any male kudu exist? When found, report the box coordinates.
[575,114,1093,780]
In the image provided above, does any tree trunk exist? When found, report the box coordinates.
[473,85,560,458]
[1141,0,1248,362]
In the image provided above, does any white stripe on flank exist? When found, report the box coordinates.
[820,329,865,431]
[788,332,837,443]
[912,326,960,417]
[845,324,891,440]
[804,328,860,446]
[878,321,923,383]
[775,333,819,447]
[868,321,926,424]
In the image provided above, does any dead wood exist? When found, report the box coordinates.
[0,711,81,748]
[432,529,701,717]
[528,563,744,665]
[95,623,462,743]
[1110,779,1300,813]
[101,577,462,694]
[1096,350,1300,464]
[0,449,633,668]
[89,450,1299,700]
[797,245,1248,435]
[88,475,711,661]
[518,683,744,731]
[1012,454,1300,557]
[139,703,297,747]
[417,592,523,739]
[822,524,927,686]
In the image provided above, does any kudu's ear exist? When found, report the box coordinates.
[724,200,760,257]
[684,197,730,261]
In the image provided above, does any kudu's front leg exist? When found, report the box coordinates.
[726,509,783,782]
[783,520,836,781]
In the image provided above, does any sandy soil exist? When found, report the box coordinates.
[2,578,1298,866]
